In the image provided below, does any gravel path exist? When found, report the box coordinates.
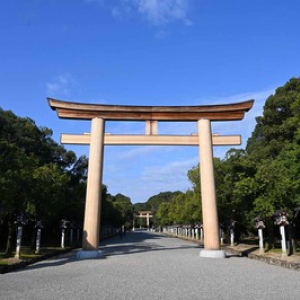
[1,231,300,300]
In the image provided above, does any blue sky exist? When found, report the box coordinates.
[1,0,300,203]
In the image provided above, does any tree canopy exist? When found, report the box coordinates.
[0,107,133,253]
[155,77,300,230]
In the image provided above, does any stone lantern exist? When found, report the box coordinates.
[254,216,265,254]
[229,220,237,246]
[14,212,27,258]
[60,219,70,248]
[35,219,44,254]
[272,209,289,257]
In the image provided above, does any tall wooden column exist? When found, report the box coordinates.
[77,117,105,258]
[198,119,225,258]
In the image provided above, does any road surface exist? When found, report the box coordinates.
[1,231,299,299]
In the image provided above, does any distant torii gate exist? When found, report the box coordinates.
[48,98,253,259]
[134,211,153,229]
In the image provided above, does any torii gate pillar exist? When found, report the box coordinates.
[198,119,225,258]
[77,117,105,259]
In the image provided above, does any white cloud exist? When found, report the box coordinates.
[202,88,275,158]
[105,156,196,202]
[87,0,192,26]
[155,29,170,39]
[131,0,191,26]
[118,146,166,159]
[211,89,274,142]
[142,157,198,182]
[46,73,77,97]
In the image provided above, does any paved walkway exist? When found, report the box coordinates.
[1,232,300,300]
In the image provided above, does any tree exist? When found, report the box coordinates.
[246,77,300,218]
[137,191,182,227]
[0,107,86,253]
[154,77,300,235]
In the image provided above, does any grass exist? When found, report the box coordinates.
[225,236,300,257]
[265,248,284,254]
[0,246,71,265]
[262,242,300,256]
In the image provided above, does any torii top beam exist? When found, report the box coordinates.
[48,98,254,122]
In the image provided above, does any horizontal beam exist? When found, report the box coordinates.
[61,134,241,146]
[48,98,254,121]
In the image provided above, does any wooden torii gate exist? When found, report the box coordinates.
[134,211,153,230]
[48,98,254,259]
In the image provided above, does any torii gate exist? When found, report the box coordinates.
[48,98,253,259]
[135,211,153,229]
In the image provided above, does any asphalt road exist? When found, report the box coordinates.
[1,231,300,300]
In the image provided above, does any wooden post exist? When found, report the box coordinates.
[77,117,105,259]
[198,119,225,258]
[146,213,150,228]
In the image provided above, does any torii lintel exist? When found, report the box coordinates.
[48,98,254,122]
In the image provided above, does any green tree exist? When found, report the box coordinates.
[246,77,300,218]
[0,108,85,253]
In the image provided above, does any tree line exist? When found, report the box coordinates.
[153,77,300,238]
[0,109,133,254]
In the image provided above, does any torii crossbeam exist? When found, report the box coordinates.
[61,133,241,146]
[48,98,254,259]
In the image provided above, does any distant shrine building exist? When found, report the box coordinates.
[49,98,253,259]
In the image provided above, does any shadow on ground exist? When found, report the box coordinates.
[100,231,199,257]
[224,246,259,258]
[6,231,200,273]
